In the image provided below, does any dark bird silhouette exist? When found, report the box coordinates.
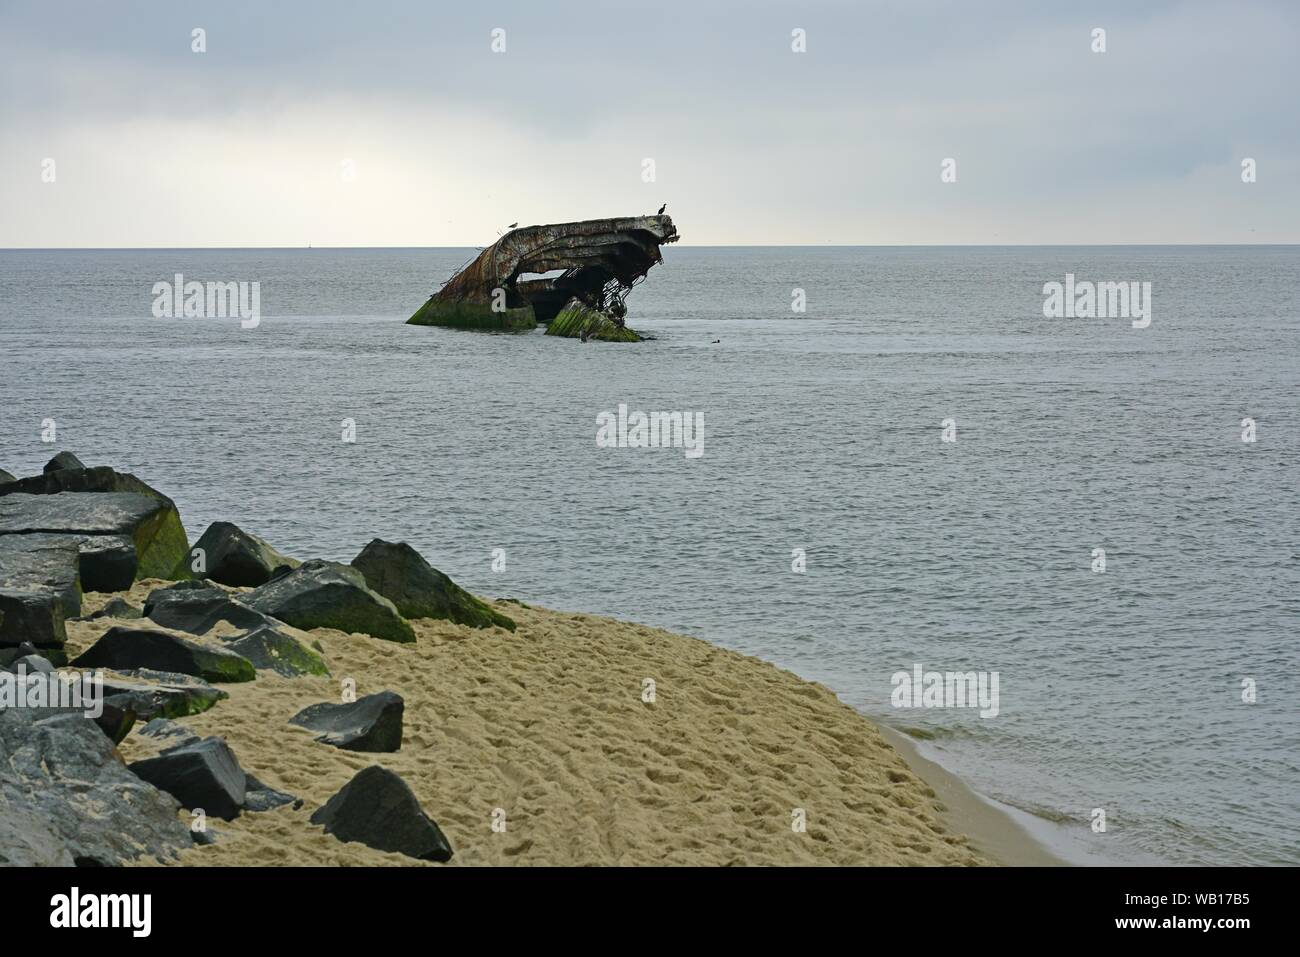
[711,339,720,344]
[508,222,518,229]
[657,204,666,215]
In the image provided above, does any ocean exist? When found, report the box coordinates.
[1,245,1296,865]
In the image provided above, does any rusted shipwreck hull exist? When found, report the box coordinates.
[407,215,678,335]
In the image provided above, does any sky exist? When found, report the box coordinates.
[1,0,1296,247]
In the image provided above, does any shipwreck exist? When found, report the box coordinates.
[407,215,678,341]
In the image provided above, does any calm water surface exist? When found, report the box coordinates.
[2,245,1296,865]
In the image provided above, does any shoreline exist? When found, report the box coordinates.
[877,726,1065,867]
[67,582,1032,866]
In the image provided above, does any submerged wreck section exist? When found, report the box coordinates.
[407,215,678,336]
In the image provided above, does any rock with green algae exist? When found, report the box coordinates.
[350,539,516,631]
[545,299,642,342]
[406,298,536,332]
[73,625,256,683]
[224,624,331,678]
[240,559,416,644]
[188,521,300,587]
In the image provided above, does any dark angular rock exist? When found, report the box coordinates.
[128,736,247,821]
[143,584,278,635]
[44,451,85,473]
[190,521,300,587]
[99,670,227,720]
[139,717,200,743]
[351,539,515,631]
[0,464,173,502]
[0,491,190,585]
[5,653,54,674]
[93,698,137,744]
[310,765,452,862]
[242,559,414,643]
[74,625,256,683]
[289,691,403,752]
[244,773,301,812]
[75,596,143,621]
[0,532,82,620]
[0,587,69,652]
[225,625,330,677]
[0,704,192,864]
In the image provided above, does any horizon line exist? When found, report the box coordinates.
[3,242,1298,251]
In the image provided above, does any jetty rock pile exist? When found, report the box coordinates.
[0,453,517,865]
[407,214,677,338]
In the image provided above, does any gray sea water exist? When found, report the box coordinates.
[1,246,1296,866]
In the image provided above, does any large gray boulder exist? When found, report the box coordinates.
[351,539,515,631]
[99,670,228,720]
[0,535,80,653]
[74,625,256,683]
[128,736,247,821]
[143,583,278,634]
[310,766,453,862]
[189,521,299,587]
[289,691,403,751]
[241,560,415,643]
[224,625,330,677]
[0,704,192,865]
[0,491,190,590]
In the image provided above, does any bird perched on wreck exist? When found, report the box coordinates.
[657,204,666,215]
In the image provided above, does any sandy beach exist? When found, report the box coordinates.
[60,581,1055,867]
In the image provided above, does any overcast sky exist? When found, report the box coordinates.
[1,0,1296,246]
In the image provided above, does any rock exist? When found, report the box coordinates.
[351,539,516,631]
[128,736,246,821]
[189,521,300,587]
[225,625,330,677]
[0,491,190,588]
[0,464,174,502]
[139,717,200,743]
[310,766,453,862]
[0,535,82,646]
[75,596,143,621]
[44,451,85,473]
[0,704,192,864]
[0,468,15,486]
[0,641,39,668]
[5,653,54,674]
[99,670,227,720]
[545,298,643,342]
[0,586,69,655]
[143,584,278,635]
[289,691,403,752]
[74,625,256,683]
[0,801,74,866]
[244,773,301,812]
[93,698,137,744]
[242,559,415,644]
